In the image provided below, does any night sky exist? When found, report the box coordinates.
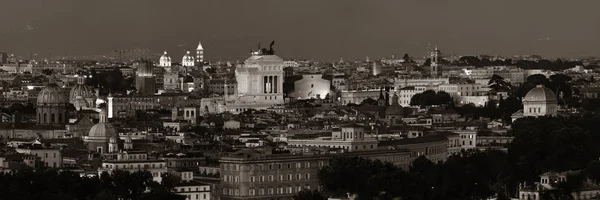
[1,0,600,61]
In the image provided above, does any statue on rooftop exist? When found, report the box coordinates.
[254,41,276,55]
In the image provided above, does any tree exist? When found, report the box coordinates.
[293,189,326,200]
[402,53,411,63]
[409,90,452,107]
[507,117,599,188]
[41,69,53,75]
[488,74,512,93]
[360,98,378,106]
[424,58,431,67]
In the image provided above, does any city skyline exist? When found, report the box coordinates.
[2,0,600,61]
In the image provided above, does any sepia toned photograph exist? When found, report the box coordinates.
[1,0,600,200]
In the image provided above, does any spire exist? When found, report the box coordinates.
[197,41,203,50]
[163,51,168,55]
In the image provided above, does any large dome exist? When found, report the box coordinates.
[37,80,68,106]
[70,84,94,102]
[524,85,557,103]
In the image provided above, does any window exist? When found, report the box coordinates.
[287,163,291,169]
[223,188,227,195]
[279,174,284,181]
[305,173,310,179]
[260,176,265,182]
[249,189,255,196]
[287,174,292,180]
[259,188,265,195]
[234,189,239,196]
[296,174,301,180]
[268,188,274,195]
[250,176,255,182]
[268,175,274,182]
[296,162,301,168]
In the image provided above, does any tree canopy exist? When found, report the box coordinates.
[410,90,453,107]
[0,169,185,200]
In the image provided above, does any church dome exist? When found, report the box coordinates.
[70,84,94,102]
[159,51,172,66]
[88,123,117,138]
[160,51,171,62]
[524,85,557,103]
[72,96,89,110]
[37,76,68,106]
[88,109,117,138]
[182,51,195,66]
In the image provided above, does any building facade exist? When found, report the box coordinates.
[135,60,156,95]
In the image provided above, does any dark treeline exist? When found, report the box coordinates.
[0,169,185,200]
[452,56,584,71]
[298,114,600,200]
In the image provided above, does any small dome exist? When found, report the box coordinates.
[88,109,116,138]
[37,76,68,106]
[524,85,557,103]
[160,51,171,62]
[72,96,89,110]
[182,51,195,66]
[160,51,172,67]
[88,122,117,138]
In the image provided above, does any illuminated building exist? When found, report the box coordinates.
[135,60,156,95]
[289,74,330,100]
